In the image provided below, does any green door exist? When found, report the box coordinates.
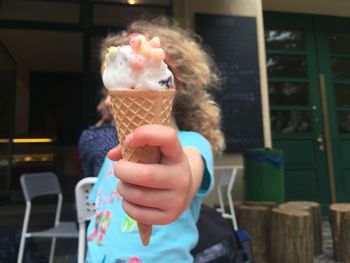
[264,13,350,212]
[316,17,350,203]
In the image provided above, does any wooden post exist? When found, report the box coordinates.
[236,203,272,263]
[329,203,350,263]
[271,207,313,263]
[279,201,322,255]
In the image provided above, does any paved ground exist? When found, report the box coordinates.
[314,221,338,263]
[0,205,340,263]
[45,220,344,263]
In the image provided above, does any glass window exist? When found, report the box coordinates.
[0,0,80,23]
[1,29,82,73]
[338,111,350,133]
[90,37,104,75]
[90,36,105,108]
[335,84,350,107]
[270,110,312,134]
[330,33,350,53]
[265,29,304,51]
[269,81,309,105]
[331,58,350,79]
[30,72,83,144]
[267,55,307,78]
[92,0,170,5]
[93,4,167,26]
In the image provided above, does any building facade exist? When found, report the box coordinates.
[1,0,350,213]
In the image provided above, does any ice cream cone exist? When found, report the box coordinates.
[137,222,153,246]
[109,88,175,246]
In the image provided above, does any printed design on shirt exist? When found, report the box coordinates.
[95,190,102,209]
[87,210,112,245]
[103,190,121,204]
[88,161,120,246]
[114,256,142,263]
[121,215,138,232]
[106,162,114,177]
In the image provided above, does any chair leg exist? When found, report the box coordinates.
[78,223,86,263]
[18,205,31,263]
[49,237,57,263]
[17,237,26,263]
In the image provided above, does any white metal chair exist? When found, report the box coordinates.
[17,172,78,263]
[75,177,97,263]
[215,165,239,231]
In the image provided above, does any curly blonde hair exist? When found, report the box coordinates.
[100,17,225,156]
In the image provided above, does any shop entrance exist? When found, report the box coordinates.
[264,13,350,212]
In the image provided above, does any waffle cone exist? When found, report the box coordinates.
[137,222,152,246]
[108,88,175,245]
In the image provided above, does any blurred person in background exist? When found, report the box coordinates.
[78,89,118,178]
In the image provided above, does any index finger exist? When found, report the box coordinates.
[125,125,184,162]
[107,144,122,161]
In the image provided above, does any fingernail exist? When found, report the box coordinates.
[125,132,134,145]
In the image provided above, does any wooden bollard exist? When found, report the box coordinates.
[271,207,313,263]
[279,201,322,255]
[245,201,278,211]
[329,203,350,263]
[236,203,273,263]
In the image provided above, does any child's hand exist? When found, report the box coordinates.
[108,124,204,225]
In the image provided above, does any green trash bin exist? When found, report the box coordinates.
[244,148,285,204]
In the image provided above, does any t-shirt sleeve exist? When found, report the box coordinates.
[180,132,214,197]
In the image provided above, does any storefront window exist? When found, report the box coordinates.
[265,29,304,51]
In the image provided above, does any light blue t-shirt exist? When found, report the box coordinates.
[86,131,214,263]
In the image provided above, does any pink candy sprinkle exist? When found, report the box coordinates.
[129,33,165,62]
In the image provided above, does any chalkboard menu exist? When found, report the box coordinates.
[195,13,264,153]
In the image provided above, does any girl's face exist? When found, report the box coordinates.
[105,95,111,107]
[96,96,113,121]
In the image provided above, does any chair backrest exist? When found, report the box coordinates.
[75,177,98,224]
[20,172,61,201]
[216,166,236,188]
[215,165,239,231]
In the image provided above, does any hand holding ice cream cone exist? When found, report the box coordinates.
[107,124,195,224]
[102,34,175,246]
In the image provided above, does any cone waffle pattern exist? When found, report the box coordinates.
[109,88,175,246]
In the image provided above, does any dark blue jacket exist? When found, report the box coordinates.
[78,123,118,177]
